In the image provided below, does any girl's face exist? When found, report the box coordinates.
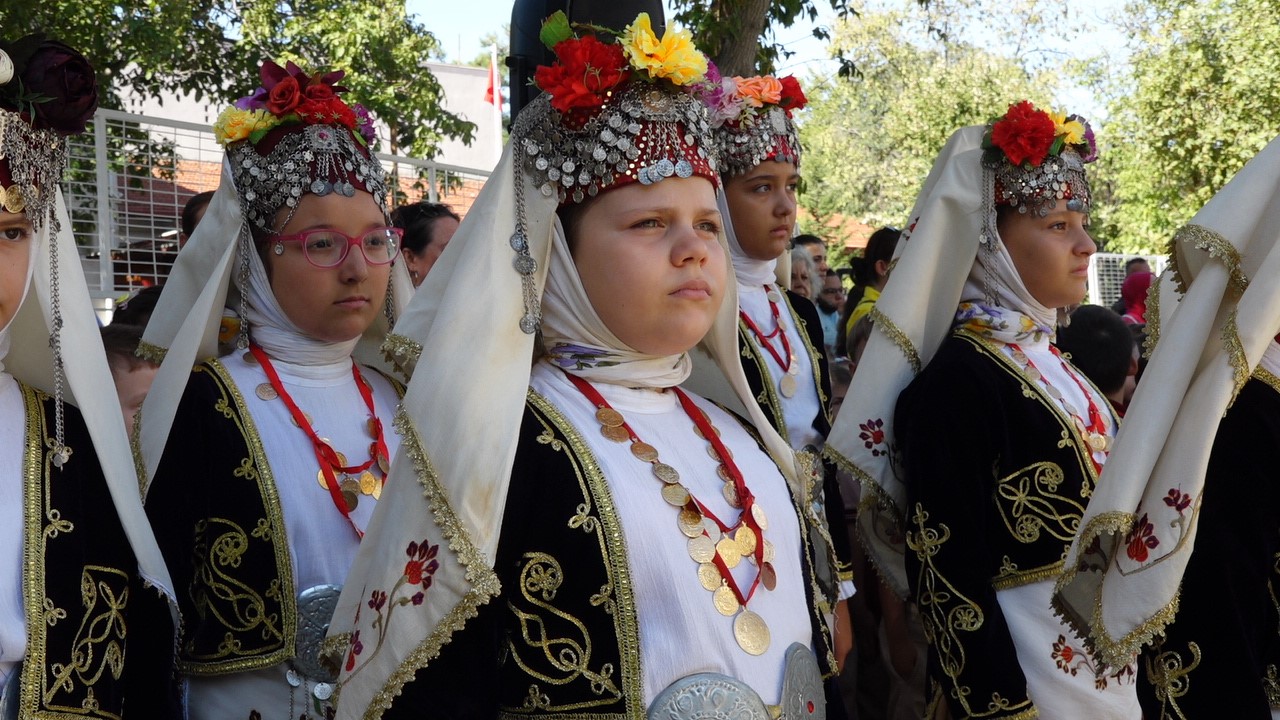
[723,160,798,262]
[998,203,1096,309]
[0,210,34,331]
[266,191,391,343]
[569,177,727,356]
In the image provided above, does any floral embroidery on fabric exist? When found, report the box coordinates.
[858,418,888,457]
[343,537,441,680]
[1051,635,1136,690]
[1163,488,1192,514]
[954,302,1054,345]
[1125,513,1159,563]
[547,343,621,371]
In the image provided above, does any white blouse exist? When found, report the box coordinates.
[530,362,814,707]
[738,282,823,452]
[0,372,25,689]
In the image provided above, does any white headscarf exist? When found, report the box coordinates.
[136,159,412,491]
[0,234,35,374]
[1053,133,1280,670]
[4,192,176,608]
[328,132,802,717]
[824,127,1014,596]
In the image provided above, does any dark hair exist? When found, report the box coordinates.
[100,323,155,373]
[391,202,461,254]
[111,285,164,328]
[793,234,825,250]
[1124,256,1150,272]
[838,226,901,352]
[181,191,215,239]
[1056,305,1135,396]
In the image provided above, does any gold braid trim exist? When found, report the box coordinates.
[1143,269,1164,359]
[135,339,168,364]
[1222,309,1249,412]
[1169,224,1249,296]
[1255,366,1280,397]
[869,306,921,374]
[1051,510,1182,671]
[379,333,423,381]
[353,405,501,720]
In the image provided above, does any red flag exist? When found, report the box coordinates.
[485,51,502,106]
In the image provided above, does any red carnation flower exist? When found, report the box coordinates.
[778,75,808,111]
[297,97,356,129]
[266,75,302,116]
[989,101,1056,168]
[534,36,628,117]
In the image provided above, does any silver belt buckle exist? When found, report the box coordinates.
[647,643,824,720]
[288,584,342,701]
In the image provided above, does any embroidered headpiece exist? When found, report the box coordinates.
[514,11,717,206]
[0,34,99,229]
[981,100,1097,217]
[213,60,387,234]
[705,70,808,177]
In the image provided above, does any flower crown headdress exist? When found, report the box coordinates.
[213,60,386,234]
[704,70,808,177]
[981,100,1097,217]
[515,11,716,204]
[0,34,99,227]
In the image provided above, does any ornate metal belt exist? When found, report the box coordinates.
[647,643,825,720]
[289,584,342,701]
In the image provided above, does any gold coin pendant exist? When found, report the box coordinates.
[733,610,771,656]
[631,441,660,463]
[735,525,758,556]
[688,535,716,563]
[359,470,378,495]
[716,538,742,569]
[751,503,768,530]
[677,508,704,538]
[698,562,721,591]
[601,424,631,443]
[760,562,777,591]
[713,585,740,616]
[256,383,278,401]
[662,483,691,507]
[595,407,625,427]
[652,462,681,484]
[779,375,798,398]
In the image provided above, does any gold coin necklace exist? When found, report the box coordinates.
[739,286,800,398]
[1007,342,1111,475]
[248,343,391,538]
[564,371,775,656]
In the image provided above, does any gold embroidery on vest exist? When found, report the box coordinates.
[994,461,1084,545]
[188,516,283,662]
[46,566,130,709]
[1144,641,1200,720]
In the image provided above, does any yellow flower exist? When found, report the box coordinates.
[1050,110,1085,145]
[620,13,708,86]
[213,107,277,146]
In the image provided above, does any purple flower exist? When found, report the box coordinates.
[696,63,742,128]
[1075,118,1098,163]
[234,92,265,111]
[353,103,377,147]
[547,343,616,369]
[20,39,99,135]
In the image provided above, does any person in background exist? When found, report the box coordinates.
[100,323,159,434]
[816,270,846,355]
[1120,270,1154,325]
[829,101,1141,718]
[1110,256,1151,314]
[790,246,819,299]
[391,201,460,287]
[839,227,900,359]
[178,190,214,247]
[0,32,178,718]
[1056,304,1139,415]
[795,233,830,275]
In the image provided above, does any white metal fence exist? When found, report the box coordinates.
[1087,252,1167,308]
[64,108,492,301]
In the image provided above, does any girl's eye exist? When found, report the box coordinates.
[697,221,720,234]
[634,218,662,229]
[786,183,798,193]
[1,227,30,242]
[752,184,770,193]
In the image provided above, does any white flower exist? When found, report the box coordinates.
[0,50,13,86]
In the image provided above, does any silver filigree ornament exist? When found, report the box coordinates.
[987,148,1092,218]
[227,123,387,235]
[716,105,801,178]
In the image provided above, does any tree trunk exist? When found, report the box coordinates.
[710,0,773,76]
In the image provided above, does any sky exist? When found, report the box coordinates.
[411,0,1129,119]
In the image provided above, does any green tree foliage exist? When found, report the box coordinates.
[1088,0,1280,253]
[799,6,1049,231]
[669,0,854,76]
[2,0,473,158]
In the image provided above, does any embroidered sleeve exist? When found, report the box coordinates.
[898,374,1036,720]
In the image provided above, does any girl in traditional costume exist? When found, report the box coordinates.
[1053,136,1280,719]
[827,102,1142,718]
[329,13,846,720]
[685,70,856,669]
[0,34,178,718]
[135,60,411,719]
